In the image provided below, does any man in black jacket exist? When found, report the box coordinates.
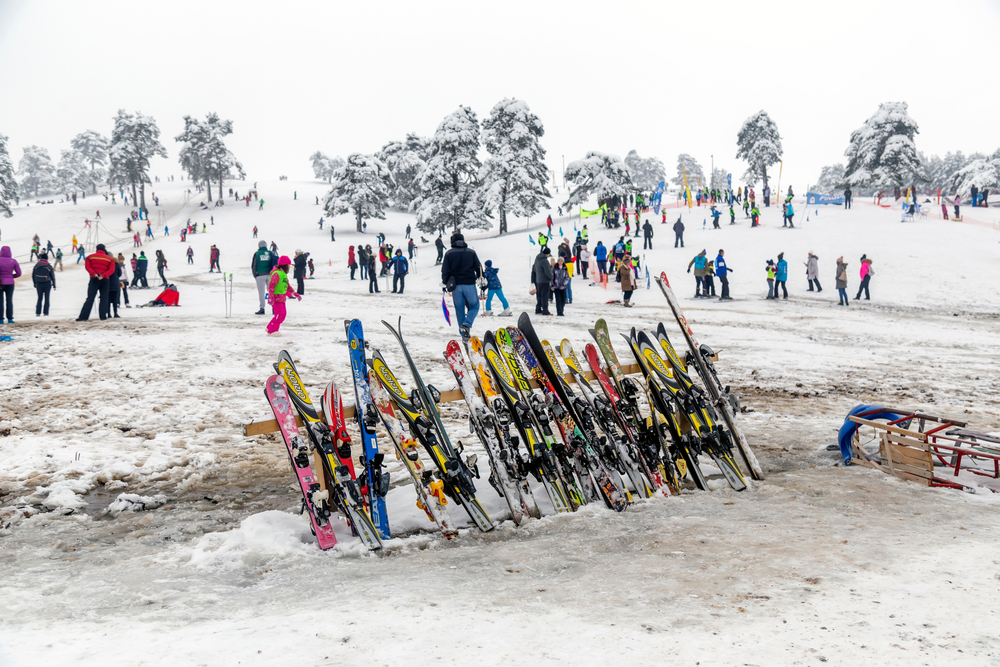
[133,252,149,288]
[32,252,56,316]
[441,233,481,338]
[530,247,553,315]
[642,219,654,249]
[435,236,445,265]
[293,250,309,295]
[673,218,685,248]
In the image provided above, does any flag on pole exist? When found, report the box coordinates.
[683,168,692,208]
[442,291,451,325]
[529,234,536,245]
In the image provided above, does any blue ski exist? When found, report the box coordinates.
[344,319,391,539]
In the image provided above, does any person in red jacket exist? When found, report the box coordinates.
[77,243,116,321]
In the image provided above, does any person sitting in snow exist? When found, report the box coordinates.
[142,284,180,307]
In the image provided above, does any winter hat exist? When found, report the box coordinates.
[484,260,493,267]
[542,247,551,255]
[96,244,106,252]
[39,252,47,260]
[295,249,302,254]
[861,254,867,261]
[258,240,266,248]
[778,252,784,259]
[278,255,292,266]
[453,233,465,242]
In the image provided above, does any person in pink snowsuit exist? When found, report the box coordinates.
[266,256,300,335]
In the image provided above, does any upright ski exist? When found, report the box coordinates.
[274,351,383,550]
[344,319,391,540]
[656,273,764,480]
[445,339,532,525]
[265,375,338,550]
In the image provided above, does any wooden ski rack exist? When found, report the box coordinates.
[848,408,1000,492]
[243,363,643,437]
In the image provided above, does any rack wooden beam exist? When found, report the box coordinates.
[243,363,643,437]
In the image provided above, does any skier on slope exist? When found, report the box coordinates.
[687,250,708,297]
[266,256,301,336]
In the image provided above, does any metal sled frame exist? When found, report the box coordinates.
[849,408,1000,492]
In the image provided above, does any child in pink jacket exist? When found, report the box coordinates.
[266,256,301,336]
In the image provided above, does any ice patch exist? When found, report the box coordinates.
[188,510,318,570]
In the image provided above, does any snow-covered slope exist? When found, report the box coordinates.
[1,179,999,665]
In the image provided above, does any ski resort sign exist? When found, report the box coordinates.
[807,192,845,205]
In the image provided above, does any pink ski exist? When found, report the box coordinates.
[265,374,338,550]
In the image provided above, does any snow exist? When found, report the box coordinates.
[1,177,1000,665]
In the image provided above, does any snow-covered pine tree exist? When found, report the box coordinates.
[0,133,16,217]
[946,154,1000,197]
[814,164,846,193]
[309,151,344,183]
[17,145,56,198]
[56,149,91,197]
[563,151,634,208]
[842,102,922,190]
[70,130,108,194]
[476,98,550,235]
[414,106,483,233]
[736,110,783,188]
[710,167,729,192]
[108,110,167,211]
[671,153,704,188]
[376,133,430,210]
[624,150,666,191]
[323,153,394,232]
[175,113,243,201]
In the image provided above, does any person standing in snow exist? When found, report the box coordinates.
[209,245,221,273]
[441,233,482,338]
[348,245,357,280]
[551,257,570,316]
[133,251,149,289]
[844,187,852,209]
[687,249,708,297]
[765,260,776,299]
[407,238,415,259]
[32,252,55,317]
[77,244,116,321]
[482,259,511,316]
[253,225,258,238]
[716,249,733,301]
[673,218,685,247]
[293,250,309,295]
[405,224,411,239]
[258,198,265,211]
[187,246,194,265]
[116,253,130,309]
[434,235,445,265]
[155,250,168,287]
[389,249,408,294]
[251,241,273,315]
[531,247,553,316]
[642,219,654,249]
[953,194,961,219]
[856,255,873,300]
[366,249,380,294]
[836,257,849,306]
[54,248,63,271]
[763,184,771,207]
[618,254,635,307]
[266,256,301,336]
[806,252,821,292]
[578,243,591,280]
[775,252,789,299]
[108,256,123,318]
[0,246,22,324]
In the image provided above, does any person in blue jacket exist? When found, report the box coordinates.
[775,252,789,299]
[716,249,734,300]
[784,200,795,228]
[389,249,409,294]
[483,260,511,316]
[710,206,721,229]
[593,241,608,276]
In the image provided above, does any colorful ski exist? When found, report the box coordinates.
[275,351,384,550]
[370,343,494,532]
[344,319,391,540]
[265,375,338,550]
[445,339,532,525]
[656,273,764,480]
[368,365,458,538]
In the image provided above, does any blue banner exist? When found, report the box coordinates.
[652,181,664,214]
[807,192,845,205]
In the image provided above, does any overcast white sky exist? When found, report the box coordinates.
[2,0,999,194]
